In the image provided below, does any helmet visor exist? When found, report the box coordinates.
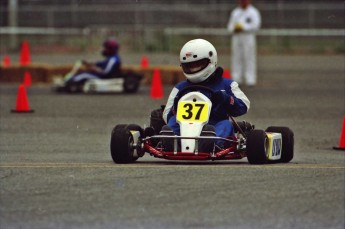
[181,58,210,74]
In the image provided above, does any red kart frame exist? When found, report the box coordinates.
[142,135,246,161]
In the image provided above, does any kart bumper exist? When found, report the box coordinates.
[144,144,245,160]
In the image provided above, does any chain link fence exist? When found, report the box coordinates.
[0,1,344,54]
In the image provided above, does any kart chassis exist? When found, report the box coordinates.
[140,135,246,161]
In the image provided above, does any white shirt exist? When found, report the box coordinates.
[227,5,261,34]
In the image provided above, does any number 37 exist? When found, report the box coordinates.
[177,102,209,122]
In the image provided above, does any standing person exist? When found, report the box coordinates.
[227,0,261,86]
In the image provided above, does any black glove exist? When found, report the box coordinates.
[211,90,228,104]
[211,90,236,110]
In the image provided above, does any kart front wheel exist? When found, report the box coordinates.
[66,80,87,93]
[266,126,294,163]
[110,124,142,164]
[246,130,269,164]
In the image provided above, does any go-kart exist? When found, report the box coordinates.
[52,61,142,94]
[110,85,294,164]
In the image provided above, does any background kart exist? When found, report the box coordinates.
[52,61,142,94]
[110,86,294,164]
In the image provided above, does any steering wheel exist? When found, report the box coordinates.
[173,85,216,112]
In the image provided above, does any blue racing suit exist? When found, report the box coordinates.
[163,67,250,144]
[94,54,121,79]
[69,54,121,83]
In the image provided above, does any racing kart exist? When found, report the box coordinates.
[52,61,142,94]
[110,85,294,164]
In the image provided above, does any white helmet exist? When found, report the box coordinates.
[180,39,217,83]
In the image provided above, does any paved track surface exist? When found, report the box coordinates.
[0,55,344,229]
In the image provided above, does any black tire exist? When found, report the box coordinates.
[246,130,269,164]
[67,84,81,93]
[66,80,87,93]
[266,126,294,163]
[123,73,141,93]
[127,124,144,136]
[150,108,166,135]
[110,124,142,164]
[234,121,254,135]
[127,124,145,158]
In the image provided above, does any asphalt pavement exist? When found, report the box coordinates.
[0,55,344,229]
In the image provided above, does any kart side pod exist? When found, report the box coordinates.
[266,132,282,160]
[246,127,294,164]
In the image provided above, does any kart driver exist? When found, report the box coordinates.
[64,38,121,85]
[162,39,250,149]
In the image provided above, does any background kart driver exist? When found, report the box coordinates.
[162,39,250,150]
[65,38,121,85]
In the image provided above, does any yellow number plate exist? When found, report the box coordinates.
[176,102,209,122]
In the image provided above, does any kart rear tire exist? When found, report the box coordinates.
[234,121,254,135]
[246,129,269,164]
[150,108,165,135]
[124,74,140,93]
[110,124,142,164]
[266,126,294,163]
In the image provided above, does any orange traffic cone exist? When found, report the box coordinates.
[150,68,164,99]
[11,85,34,113]
[333,117,345,150]
[140,55,149,68]
[2,55,11,67]
[20,40,31,66]
[23,71,32,87]
[223,69,231,79]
